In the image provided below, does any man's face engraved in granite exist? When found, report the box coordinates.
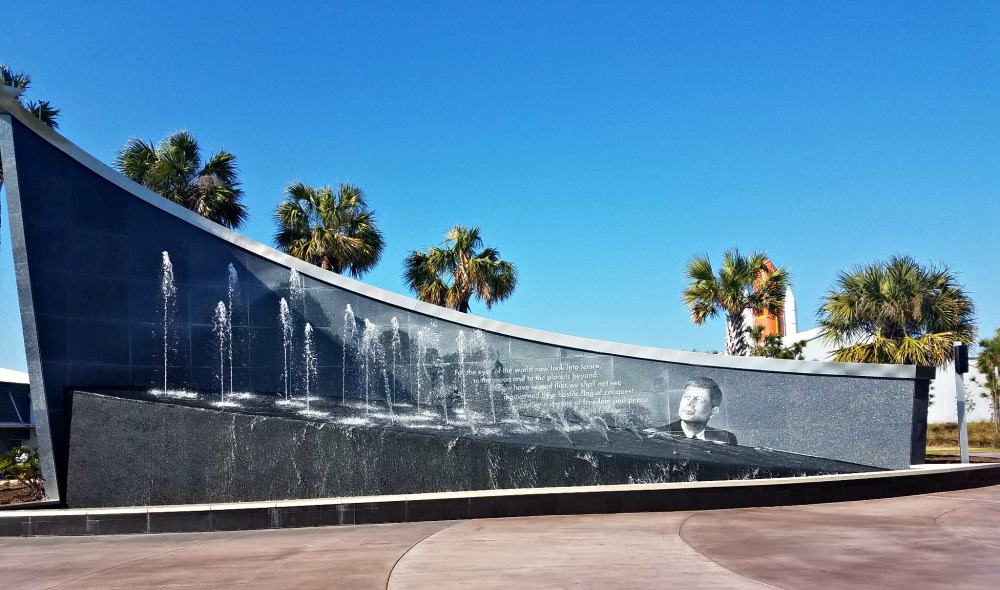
[678,384,718,426]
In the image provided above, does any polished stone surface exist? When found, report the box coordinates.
[3,484,999,589]
[65,391,873,507]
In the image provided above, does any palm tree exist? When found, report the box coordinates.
[1,65,60,192]
[114,131,247,229]
[682,250,790,356]
[748,325,806,360]
[817,256,975,367]
[974,328,1000,433]
[404,225,517,312]
[273,182,384,277]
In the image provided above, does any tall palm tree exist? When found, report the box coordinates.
[682,250,790,356]
[1,65,60,192]
[273,182,384,277]
[817,256,975,367]
[404,225,517,313]
[974,328,1000,433]
[114,131,247,229]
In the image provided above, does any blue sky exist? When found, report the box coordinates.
[2,2,999,370]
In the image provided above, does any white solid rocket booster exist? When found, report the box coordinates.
[784,287,798,336]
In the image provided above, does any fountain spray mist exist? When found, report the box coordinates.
[303,323,316,413]
[288,269,304,392]
[279,298,292,401]
[390,317,400,411]
[360,319,380,415]
[415,324,440,412]
[226,264,239,396]
[435,354,448,423]
[160,252,176,393]
[342,304,356,403]
[457,330,477,433]
[472,330,498,424]
[213,301,228,403]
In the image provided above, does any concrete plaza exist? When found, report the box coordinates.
[3,483,999,589]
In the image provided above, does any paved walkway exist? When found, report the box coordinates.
[3,485,999,589]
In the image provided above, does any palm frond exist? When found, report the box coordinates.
[24,99,59,129]
[1,66,59,129]
[115,137,158,184]
[0,65,31,90]
[189,178,247,229]
[200,150,239,186]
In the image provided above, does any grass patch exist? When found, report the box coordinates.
[927,420,999,448]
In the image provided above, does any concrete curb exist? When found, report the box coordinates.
[2,464,997,537]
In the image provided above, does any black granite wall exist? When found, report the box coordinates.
[0,109,932,503]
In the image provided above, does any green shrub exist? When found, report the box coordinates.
[0,445,44,501]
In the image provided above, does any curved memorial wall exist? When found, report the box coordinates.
[0,95,932,507]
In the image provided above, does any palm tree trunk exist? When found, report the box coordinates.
[725,312,749,356]
[994,390,999,435]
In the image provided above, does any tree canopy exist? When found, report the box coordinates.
[817,256,975,367]
[975,328,1000,432]
[404,225,517,313]
[273,182,384,277]
[0,65,60,129]
[682,250,789,356]
[115,131,248,229]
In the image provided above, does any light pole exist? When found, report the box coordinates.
[954,342,970,463]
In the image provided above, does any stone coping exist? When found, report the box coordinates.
[2,463,995,520]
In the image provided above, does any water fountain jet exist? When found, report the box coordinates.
[212,301,230,405]
[279,298,292,402]
[226,264,239,397]
[159,251,176,393]
[342,304,357,403]
[302,323,318,415]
